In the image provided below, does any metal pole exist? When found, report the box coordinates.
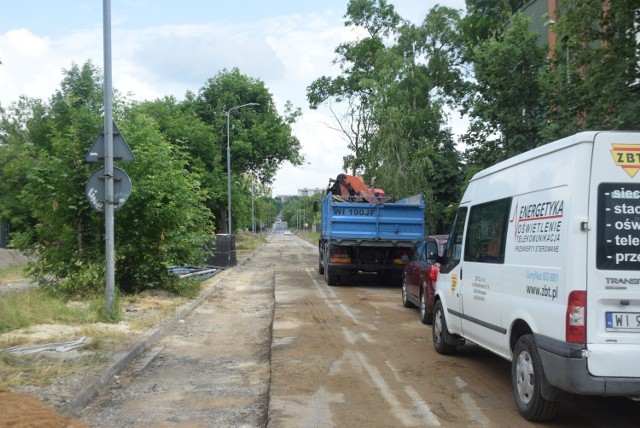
[103,0,115,314]
[251,180,255,236]
[226,112,232,235]
[225,102,258,236]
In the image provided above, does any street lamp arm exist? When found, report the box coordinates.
[227,102,259,117]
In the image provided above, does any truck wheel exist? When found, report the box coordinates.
[420,288,433,325]
[325,265,338,286]
[432,300,456,354]
[402,277,415,308]
[512,335,559,421]
[318,255,325,275]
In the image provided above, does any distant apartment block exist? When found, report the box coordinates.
[298,188,323,197]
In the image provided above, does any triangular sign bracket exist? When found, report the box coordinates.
[85,121,135,163]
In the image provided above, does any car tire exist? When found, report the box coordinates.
[402,278,415,308]
[512,335,559,422]
[432,300,457,355]
[419,287,433,325]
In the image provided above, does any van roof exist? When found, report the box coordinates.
[470,131,602,183]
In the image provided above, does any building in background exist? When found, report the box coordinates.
[298,187,323,197]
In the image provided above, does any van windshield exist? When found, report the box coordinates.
[597,183,640,270]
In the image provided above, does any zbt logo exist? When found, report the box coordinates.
[611,144,640,178]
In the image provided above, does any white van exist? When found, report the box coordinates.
[432,131,640,421]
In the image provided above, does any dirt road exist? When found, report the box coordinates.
[80,234,639,426]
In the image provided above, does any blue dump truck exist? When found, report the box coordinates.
[318,191,425,286]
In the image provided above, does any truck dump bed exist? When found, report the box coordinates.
[321,193,425,246]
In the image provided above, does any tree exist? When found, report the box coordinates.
[366,6,465,231]
[195,68,303,232]
[114,113,212,293]
[462,13,548,168]
[540,0,640,140]
[307,0,401,176]
[133,96,224,228]
[1,61,212,295]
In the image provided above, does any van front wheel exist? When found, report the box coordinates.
[512,335,559,421]
[432,300,456,354]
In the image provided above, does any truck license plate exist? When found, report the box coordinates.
[606,312,640,331]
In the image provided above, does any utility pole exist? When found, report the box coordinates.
[103,0,115,314]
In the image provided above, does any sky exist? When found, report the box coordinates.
[0,0,466,196]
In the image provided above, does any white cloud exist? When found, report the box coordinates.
[0,1,469,197]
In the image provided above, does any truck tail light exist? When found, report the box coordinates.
[566,290,586,344]
[329,248,351,264]
[429,263,440,281]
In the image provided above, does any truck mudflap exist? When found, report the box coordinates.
[535,334,640,396]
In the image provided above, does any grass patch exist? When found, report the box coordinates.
[0,264,28,286]
[236,233,267,257]
[0,352,109,389]
[0,354,75,388]
[0,289,98,334]
[296,231,320,246]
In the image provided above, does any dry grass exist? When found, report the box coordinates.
[295,231,320,246]
[0,264,28,286]
[236,233,267,257]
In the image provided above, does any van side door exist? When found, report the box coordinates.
[437,206,468,335]
[459,198,512,350]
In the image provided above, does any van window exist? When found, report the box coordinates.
[440,207,468,274]
[464,198,511,264]
[597,183,640,270]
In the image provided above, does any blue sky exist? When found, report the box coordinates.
[0,0,466,196]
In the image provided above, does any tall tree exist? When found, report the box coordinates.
[195,68,303,232]
[541,0,640,139]
[0,61,212,295]
[462,13,547,168]
[307,0,401,176]
[367,6,465,231]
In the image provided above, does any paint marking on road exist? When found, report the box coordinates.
[455,376,468,389]
[355,352,420,426]
[460,393,489,426]
[342,328,374,345]
[329,357,343,376]
[338,302,359,324]
[455,376,488,425]
[404,386,441,427]
[385,360,403,383]
[300,386,345,427]
[385,361,441,426]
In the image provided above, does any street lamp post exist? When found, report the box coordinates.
[251,179,255,237]
[226,102,258,235]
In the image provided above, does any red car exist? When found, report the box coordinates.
[401,235,448,324]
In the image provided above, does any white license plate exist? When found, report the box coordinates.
[606,312,640,331]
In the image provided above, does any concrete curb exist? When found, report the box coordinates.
[61,268,233,418]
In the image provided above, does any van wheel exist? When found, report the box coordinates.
[402,278,415,308]
[432,300,456,354]
[512,335,560,421]
[420,288,433,325]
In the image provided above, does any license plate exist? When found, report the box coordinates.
[606,312,640,331]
